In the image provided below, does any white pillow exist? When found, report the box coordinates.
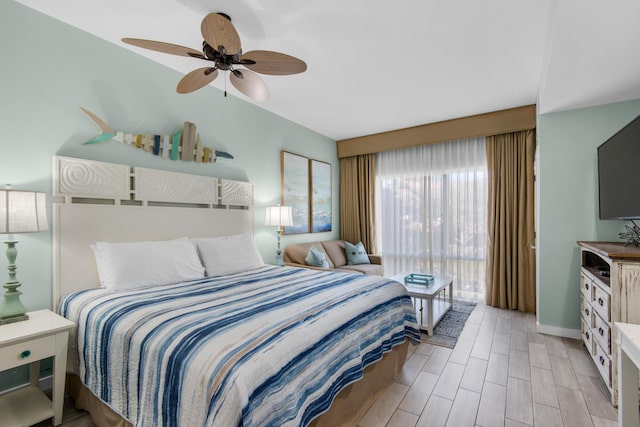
[193,232,264,276]
[91,237,205,291]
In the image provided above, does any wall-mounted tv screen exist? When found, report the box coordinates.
[598,114,640,220]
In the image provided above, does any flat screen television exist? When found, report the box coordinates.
[598,114,640,220]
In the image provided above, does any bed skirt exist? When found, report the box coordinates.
[67,339,409,427]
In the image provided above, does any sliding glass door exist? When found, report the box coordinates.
[377,138,488,300]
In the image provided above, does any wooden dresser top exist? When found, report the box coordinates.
[578,241,640,260]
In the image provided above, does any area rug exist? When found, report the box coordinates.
[421,301,476,348]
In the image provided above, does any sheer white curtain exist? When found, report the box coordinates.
[376,137,488,300]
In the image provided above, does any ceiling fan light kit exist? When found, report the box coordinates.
[122,13,306,101]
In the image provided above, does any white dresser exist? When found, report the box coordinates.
[578,241,640,407]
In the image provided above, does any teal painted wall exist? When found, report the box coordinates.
[537,99,640,332]
[0,3,338,389]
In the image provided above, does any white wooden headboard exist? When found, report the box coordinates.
[52,156,254,309]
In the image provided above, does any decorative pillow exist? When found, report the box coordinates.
[192,232,264,277]
[91,237,205,291]
[344,241,371,265]
[305,246,330,268]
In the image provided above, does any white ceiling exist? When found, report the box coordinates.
[14,0,640,141]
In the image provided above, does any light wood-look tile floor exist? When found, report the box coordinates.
[44,303,617,427]
[32,393,95,427]
[357,302,618,427]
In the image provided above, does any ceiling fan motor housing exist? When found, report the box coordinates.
[202,42,243,71]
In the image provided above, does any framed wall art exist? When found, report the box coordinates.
[281,151,310,234]
[310,159,332,233]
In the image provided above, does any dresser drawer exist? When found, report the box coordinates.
[593,312,611,354]
[581,319,593,356]
[581,296,593,327]
[581,273,593,301]
[0,335,56,371]
[592,339,611,388]
[592,284,610,322]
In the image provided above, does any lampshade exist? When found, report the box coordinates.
[0,190,48,234]
[265,205,293,227]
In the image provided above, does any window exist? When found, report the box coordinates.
[376,138,487,300]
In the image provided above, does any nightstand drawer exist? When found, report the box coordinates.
[0,335,55,370]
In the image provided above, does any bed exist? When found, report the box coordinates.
[51,156,420,427]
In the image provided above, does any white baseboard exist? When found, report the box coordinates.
[0,375,53,395]
[536,322,581,340]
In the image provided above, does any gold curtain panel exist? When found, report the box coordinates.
[339,154,377,253]
[485,129,537,312]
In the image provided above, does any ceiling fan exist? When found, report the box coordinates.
[122,13,307,101]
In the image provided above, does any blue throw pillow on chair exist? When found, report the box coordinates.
[305,246,330,268]
[345,241,371,265]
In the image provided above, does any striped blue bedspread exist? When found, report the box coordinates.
[59,265,420,427]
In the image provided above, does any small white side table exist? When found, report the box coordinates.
[391,274,454,336]
[615,322,640,427]
[0,310,74,426]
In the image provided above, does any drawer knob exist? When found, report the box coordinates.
[20,350,31,359]
[585,283,589,290]
[599,356,605,365]
[599,327,604,336]
[598,298,604,306]
[585,308,590,316]
[586,331,590,339]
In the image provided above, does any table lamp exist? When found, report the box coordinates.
[265,205,293,266]
[0,188,48,325]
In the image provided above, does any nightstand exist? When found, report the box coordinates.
[0,310,74,426]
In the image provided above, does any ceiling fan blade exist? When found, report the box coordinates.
[241,50,307,75]
[230,69,269,101]
[177,67,219,94]
[201,13,242,56]
[122,38,204,59]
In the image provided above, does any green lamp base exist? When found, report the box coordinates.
[0,288,29,324]
[0,240,29,325]
[0,312,29,325]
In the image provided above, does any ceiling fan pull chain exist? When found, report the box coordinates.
[224,71,227,97]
